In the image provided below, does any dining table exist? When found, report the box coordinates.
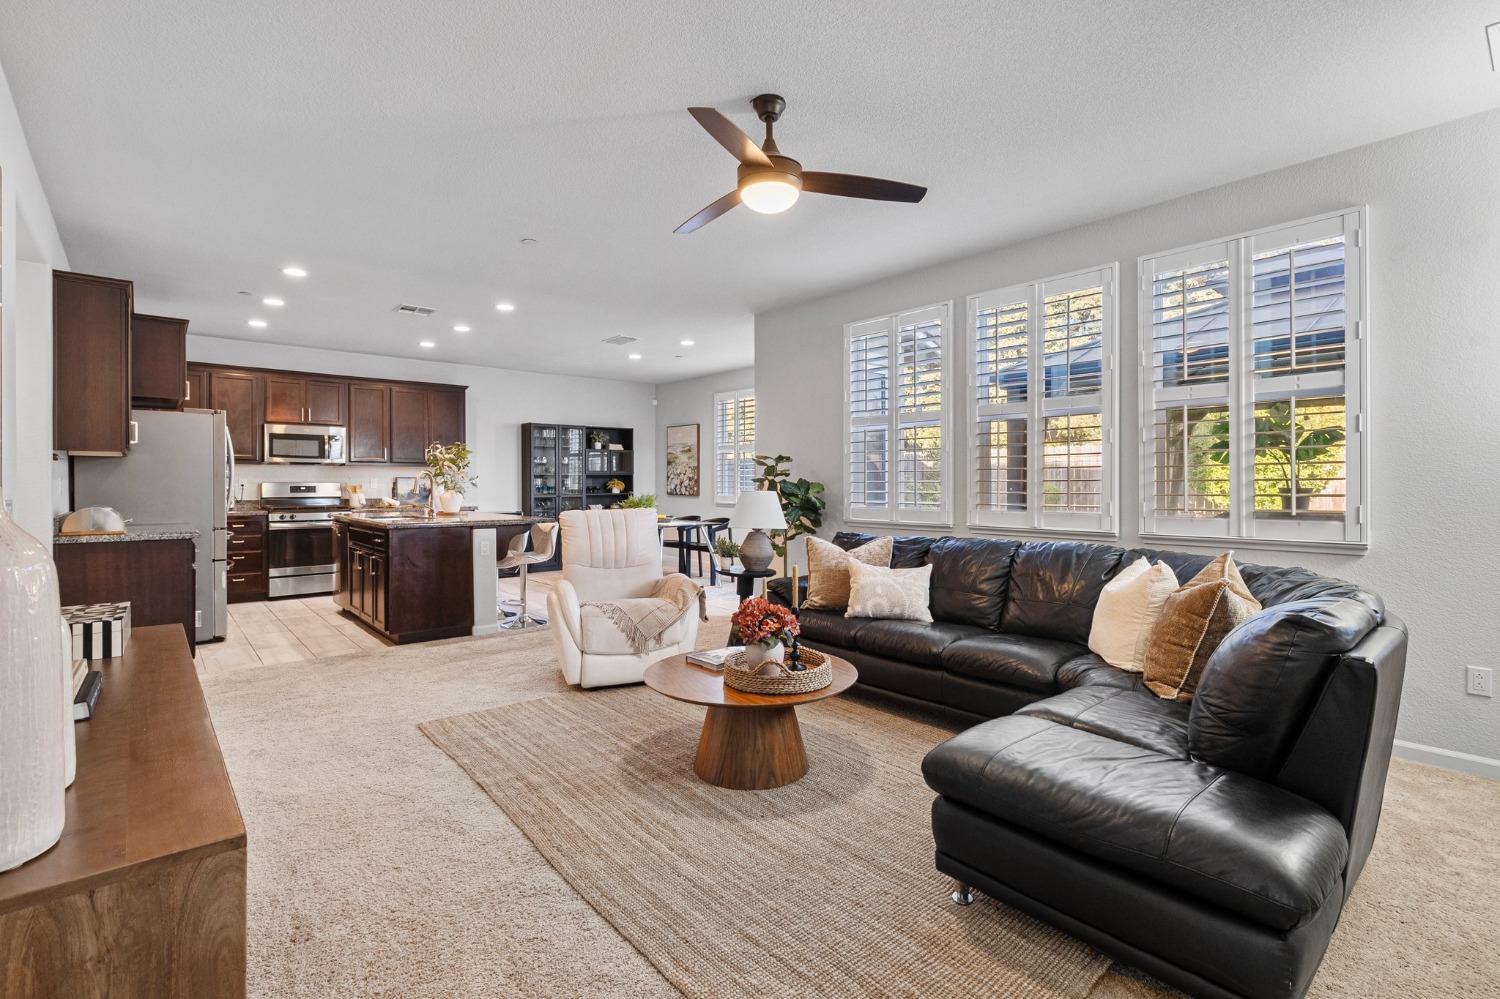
[656,518,706,576]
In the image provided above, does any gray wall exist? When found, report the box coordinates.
[653,365,755,517]
[756,107,1500,771]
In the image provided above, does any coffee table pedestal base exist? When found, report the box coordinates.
[694,704,807,789]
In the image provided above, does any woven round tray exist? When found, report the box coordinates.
[723,647,832,695]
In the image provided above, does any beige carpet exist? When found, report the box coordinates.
[420,686,1110,999]
[198,623,1500,998]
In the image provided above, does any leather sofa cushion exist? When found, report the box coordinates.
[1129,546,1385,621]
[941,634,1086,693]
[1190,596,1382,779]
[925,537,1019,628]
[855,619,990,667]
[1017,686,1188,758]
[793,609,874,649]
[834,531,936,568]
[1057,652,1139,691]
[922,716,1348,930]
[1002,541,1127,644]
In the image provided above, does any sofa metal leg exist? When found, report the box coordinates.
[950,881,975,906]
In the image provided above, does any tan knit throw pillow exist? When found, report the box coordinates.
[1142,552,1261,702]
[803,536,893,611]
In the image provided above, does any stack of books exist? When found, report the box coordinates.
[70,656,102,721]
[686,647,744,670]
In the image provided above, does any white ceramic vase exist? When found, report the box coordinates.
[743,641,785,675]
[0,507,67,872]
[438,490,463,514]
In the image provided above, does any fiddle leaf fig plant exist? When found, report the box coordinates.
[753,453,825,558]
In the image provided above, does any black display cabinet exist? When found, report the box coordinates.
[520,423,635,571]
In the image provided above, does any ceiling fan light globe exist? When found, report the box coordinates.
[740,177,801,214]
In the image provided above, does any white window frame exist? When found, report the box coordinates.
[966,263,1120,537]
[1138,207,1369,550]
[843,301,953,527]
[712,387,756,506]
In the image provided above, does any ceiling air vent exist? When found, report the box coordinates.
[392,303,437,317]
[602,334,638,346]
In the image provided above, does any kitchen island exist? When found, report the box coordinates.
[331,512,540,644]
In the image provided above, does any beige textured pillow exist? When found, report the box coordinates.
[803,535,893,611]
[1088,557,1180,673]
[845,559,933,622]
[1143,552,1261,702]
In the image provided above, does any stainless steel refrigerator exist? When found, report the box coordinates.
[70,408,232,642]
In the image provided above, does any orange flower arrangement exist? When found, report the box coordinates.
[730,597,800,648]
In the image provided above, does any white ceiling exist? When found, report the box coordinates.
[2,1,1498,384]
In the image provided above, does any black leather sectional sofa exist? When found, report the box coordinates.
[767,532,1407,999]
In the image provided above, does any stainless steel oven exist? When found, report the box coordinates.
[261,482,343,596]
[264,423,347,464]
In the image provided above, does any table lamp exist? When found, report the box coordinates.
[730,490,788,572]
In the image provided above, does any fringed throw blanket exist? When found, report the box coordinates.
[580,575,706,654]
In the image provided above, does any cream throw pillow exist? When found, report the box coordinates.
[845,559,933,623]
[1087,557,1179,673]
[803,536,893,611]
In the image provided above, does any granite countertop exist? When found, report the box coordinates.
[229,502,268,515]
[334,511,541,530]
[55,524,201,545]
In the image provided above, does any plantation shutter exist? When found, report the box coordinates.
[1140,209,1365,546]
[713,388,756,505]
[969,265,1117,534]
[846,304,950,525]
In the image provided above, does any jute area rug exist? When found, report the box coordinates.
[421,683,1111,999]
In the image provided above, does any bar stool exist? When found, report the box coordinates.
[498,521,558,629]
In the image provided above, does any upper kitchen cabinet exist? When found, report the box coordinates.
[210,369,260,462]
[264,375,347,426]
[130,313,189,410]
[428,388,465,446]
[186,365,210,410]
[389,385,467,464]
[348,382,391,463]
[54,270,134,455]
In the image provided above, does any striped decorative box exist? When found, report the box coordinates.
[62,601,132,660]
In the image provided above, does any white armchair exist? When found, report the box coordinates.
[547,508,701,688]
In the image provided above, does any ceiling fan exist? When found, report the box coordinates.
[675,94,927,234]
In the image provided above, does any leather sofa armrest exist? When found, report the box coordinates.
[766,575,805,608]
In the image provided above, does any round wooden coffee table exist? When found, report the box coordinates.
[643,652,858,790]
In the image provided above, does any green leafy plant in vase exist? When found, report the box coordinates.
[620,493,655,509]
[752,453,826,566]
[712,534,740,572]
[424,441,478,515]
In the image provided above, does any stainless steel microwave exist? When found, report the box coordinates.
[264,423,347,464]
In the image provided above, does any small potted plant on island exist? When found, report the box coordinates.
[424,441,478,515]
[712,535,740,573]
[729,597,801,673]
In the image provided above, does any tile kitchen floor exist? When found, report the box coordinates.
[195,561,744,675]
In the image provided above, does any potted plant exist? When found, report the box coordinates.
[712,535,740,572]
[605,478,627,494]
[729,597,800,672]
[424,441,478,515]
[752,454,826,570]
[620,493,655,509]
[589,430,609,450]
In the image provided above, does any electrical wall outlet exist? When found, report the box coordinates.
[1467,666,1493,698]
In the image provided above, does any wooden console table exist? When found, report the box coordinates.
[0,625,246,998]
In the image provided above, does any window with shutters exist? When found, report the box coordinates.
[713,388,756,505]
[968,265,1118,534]
[845,303,951,525]
[1139,208,1367,547]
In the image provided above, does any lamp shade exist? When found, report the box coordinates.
[730,490,788,531]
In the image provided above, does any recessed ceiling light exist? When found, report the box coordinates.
[281,266,308,278]
[419,340,436,349]
[628,352,642,360]
[680,338,695,346]
[247,319,268,328]
[262,296,285,307]
[495,301,516,312]
[452,324,471,333]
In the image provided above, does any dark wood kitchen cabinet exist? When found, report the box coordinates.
[130,313,189,409]
[210,369,261,462]
[54,270,134,455]
[348,382,391,463]
[226,513,268,602]
[186,364,210,410]
[53,537,197,652]
[335,523,472,643]
[429,388,465,446]
[263,375,346,426]
[389,386,430,464]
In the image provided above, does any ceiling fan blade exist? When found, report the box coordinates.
[675,191,741,234]
[688,107,773,168]
[802,171,927,203]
